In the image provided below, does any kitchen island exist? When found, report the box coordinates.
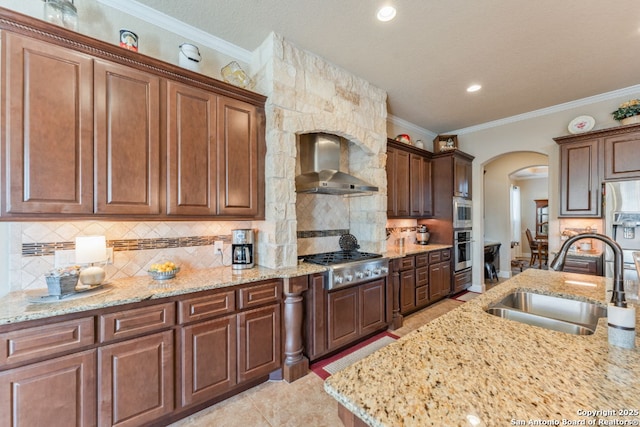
[325,268,640,426]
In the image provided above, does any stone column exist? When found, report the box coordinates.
[282,275,309,382]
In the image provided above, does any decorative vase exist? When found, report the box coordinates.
[621,115,640,125]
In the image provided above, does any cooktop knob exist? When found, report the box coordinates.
[355,271,364,279]
[334,275,343,284]
[365,269,372,276]
[345,274,353,282]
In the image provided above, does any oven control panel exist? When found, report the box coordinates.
[326,258,389,290]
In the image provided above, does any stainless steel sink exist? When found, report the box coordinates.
[486,291,606,335]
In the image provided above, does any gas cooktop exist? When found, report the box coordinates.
[300,250,382,266]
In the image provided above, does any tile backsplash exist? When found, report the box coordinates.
[10,220,252,291]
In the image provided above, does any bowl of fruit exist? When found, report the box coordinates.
[148,261,180,280]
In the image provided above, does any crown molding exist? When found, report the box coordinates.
[449,84,640,135]
[94,0,252,63]
[387,114,437,139]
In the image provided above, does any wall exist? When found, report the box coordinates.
[461,88,640,290]
[0,0,245,80]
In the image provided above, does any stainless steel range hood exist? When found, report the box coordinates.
[295,133,378,195]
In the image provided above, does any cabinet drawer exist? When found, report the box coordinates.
[237,280,281,310]
[429,251,442,263]
[415,253,428,267]
[454,269,472,293]
[399,256,415,270]
[99,302,175,343]
[178,290,235,324]
[440,249,451,261]
[415,285,429,307]
[0,317,94,367]
[415,266,429,287]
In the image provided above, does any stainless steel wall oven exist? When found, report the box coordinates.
[454,229,473,271]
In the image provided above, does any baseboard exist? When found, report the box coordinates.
[468,283,483,293]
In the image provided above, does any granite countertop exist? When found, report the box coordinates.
[567,249,604,258]
[384,243,452,259]
[324,269,640,427]
[0,263,327,326]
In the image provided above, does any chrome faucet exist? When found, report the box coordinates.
[549,233,626,308]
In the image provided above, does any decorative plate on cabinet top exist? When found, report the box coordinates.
[568,115,595,134]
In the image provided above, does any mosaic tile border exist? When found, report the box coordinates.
[22,235,232,257]
[296,229,350,238]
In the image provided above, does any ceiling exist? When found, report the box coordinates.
[132,0,640,134]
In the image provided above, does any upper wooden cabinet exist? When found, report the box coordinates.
[0,9,266,220]
[603,128,640,180]
[555,124,640,218]
[217,97,263,217]
[166,80,218,216]
[453,155,472,199]
[387,139,432,218]
[2,32,94,215]
[94,59,161,215]
[431,150,475,220]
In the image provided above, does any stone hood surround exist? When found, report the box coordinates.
[251,33,388,269]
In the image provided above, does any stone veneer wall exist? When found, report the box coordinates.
[252,33,388,268]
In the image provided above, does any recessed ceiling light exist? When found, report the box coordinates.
[377,6,397,22]
[467,84,482,93]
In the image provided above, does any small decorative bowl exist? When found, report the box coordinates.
[148,267,180,280]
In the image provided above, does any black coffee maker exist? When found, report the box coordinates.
[232,229,254,269]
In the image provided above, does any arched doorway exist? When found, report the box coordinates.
[483,152,549,287]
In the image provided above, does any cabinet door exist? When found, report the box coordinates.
[454,156,472,198]
[0,350,96,427]
[387,146,410,217]
[98,330,174,427]
[327,286,359,351]
[421,156,433,216]
[359,279,386,336]
[559,139,600,216]
[604,132,640,180]
[3,33,93,214]
[217,97,262,217]
[180,314,236,407]
[429,261,451,301]
[166,80,218,215]
[399,269,416,314]
[237,304,281,383]
[409,153,423,217]
[94,59,161,215]
[409,154,432,217]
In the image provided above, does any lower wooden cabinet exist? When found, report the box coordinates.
[98,330,174,427]
[0,350,96,427]
[237,304,281,383]
[429,261,452,301]
[396,249,452,315]
[0,280,283,426]
[563,254,603,276]
[307,276,388,360]
[180,314,237,407]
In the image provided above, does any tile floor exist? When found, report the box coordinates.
[169,297,467,427]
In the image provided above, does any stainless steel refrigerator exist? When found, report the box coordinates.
[604,180,640,290]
